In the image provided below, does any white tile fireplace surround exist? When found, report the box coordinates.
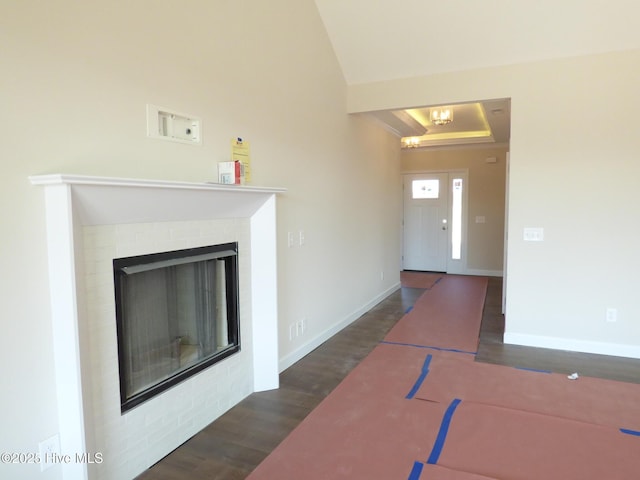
[30,175,285,480]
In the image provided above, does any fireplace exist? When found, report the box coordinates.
[30,174,284,480]
[114,243,240,412]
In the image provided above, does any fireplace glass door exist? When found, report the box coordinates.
[114,243,239,412]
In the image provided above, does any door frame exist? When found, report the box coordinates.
[502,152,510,314]
[402,169,469,274]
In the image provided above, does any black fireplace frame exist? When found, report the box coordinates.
[113,242,240,413]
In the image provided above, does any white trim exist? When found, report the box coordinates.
[29,175,286,226]
[399,142,510,155]
[400,168,468,175]
[29,173,285,194]
[278,283,401,372]
[43,184,89,479]
[502,151,510,315]
[504,332,640,360]
[250,196,280,391]
[465,268,503,277]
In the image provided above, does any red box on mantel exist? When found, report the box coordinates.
[218,161,244,184]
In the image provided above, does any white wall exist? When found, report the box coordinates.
[348,49,640,358]
[0,1,401,478]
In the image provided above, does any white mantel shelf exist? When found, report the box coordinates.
[29,174,286,226]
[29,173,285,193]
[31,173,284,480]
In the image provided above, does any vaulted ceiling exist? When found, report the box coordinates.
[313,0,639,148]
[314,0,639,85]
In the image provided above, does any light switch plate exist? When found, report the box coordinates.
[523,227,544,241]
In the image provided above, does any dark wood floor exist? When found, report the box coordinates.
[137,276,640,479]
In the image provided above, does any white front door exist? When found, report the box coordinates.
[403,173,449,271]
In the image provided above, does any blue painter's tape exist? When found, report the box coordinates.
[406,354,433,399]
[381,340,477,356]
[427,398,462,465]
[405,306,414,314]
[407,461,424,480]
[514,366,552,374]
[620,428,640,437]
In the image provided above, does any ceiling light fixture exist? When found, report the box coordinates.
[430,107,453,126]
[402,137,420,149]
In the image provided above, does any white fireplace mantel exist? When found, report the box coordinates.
[30,174,285,480]
[30,174,286,225]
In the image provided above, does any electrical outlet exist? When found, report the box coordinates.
[287,232,294,248]
[299,230,305,246]
[39,434,61,472]
[289,324,295,340]
[606,308,617,323]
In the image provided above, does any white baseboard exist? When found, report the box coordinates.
[504,332,640,360]
[278,282,401,372]
[464,268,503,277]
